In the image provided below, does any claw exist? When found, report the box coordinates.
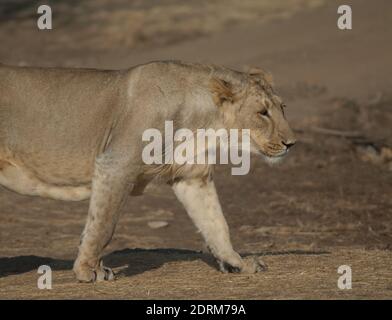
[103,267,115,281]
[255,257,268,272]
[218,256,268,274]
[74,261,115,283]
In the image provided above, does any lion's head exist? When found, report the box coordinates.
[210,68,296,163]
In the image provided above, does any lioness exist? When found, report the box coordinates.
[0,61,296,282]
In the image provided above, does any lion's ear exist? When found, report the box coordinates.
[263,72,274,86]
[247,67,264,75]
[246,66,274,86]
[209,77,234,107]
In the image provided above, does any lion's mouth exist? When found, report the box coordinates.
[258,149,288,158]
[254,147,289,166]
[249,138,288,159]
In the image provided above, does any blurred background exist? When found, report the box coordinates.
[0,0,391,299]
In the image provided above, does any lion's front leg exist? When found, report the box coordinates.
[73,155,133,282]
[172,177,266,274]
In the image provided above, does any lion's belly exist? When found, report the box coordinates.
[0,159,91,201]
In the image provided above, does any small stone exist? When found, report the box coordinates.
[148,221,169,229]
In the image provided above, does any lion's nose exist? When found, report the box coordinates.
[282,140,296,150]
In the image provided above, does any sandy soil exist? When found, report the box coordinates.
[0,0,391,299]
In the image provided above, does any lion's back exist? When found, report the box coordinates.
[0,65,132,184]
[0,65,127,154]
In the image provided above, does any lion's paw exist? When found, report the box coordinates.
[241,256,268,273]
[219,256,267,274]
[74,261,115,283]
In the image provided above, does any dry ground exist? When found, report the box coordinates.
[1,250,391,299]
[0,0,391,299]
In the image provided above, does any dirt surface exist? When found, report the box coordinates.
[0,0,392,299]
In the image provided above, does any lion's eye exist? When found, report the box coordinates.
[258,109,269,117]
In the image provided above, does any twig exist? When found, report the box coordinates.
[310,127,363,138]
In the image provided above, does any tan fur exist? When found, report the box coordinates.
[247,67,274,85]
[210,77,235,106]
[0,61,295,282]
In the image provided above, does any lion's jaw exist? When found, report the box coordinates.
[247,138,289,165]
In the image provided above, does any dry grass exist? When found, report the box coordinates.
[0,249,391,299]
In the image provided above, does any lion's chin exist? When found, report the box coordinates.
[258,150,287,166]
[262,154,286,165]
[249,144,288,165]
